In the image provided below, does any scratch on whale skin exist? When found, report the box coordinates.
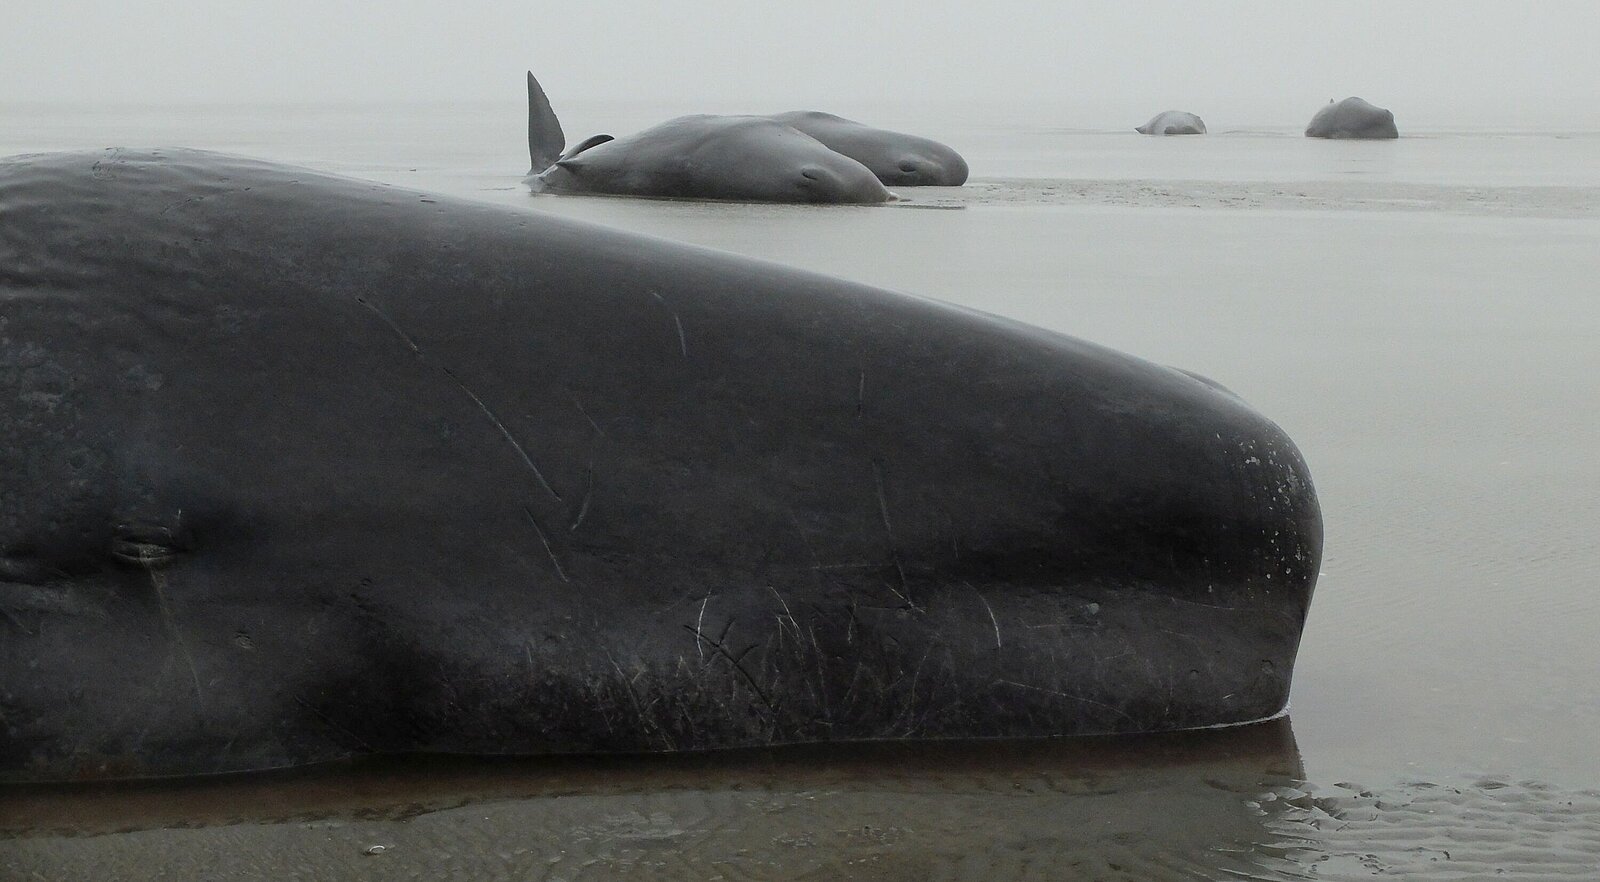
[966,582,1002,649]
[993,679,1138,726]
[648,290,688,358]
[523,507,571,583]
[354,296,561,501]
[146,562,206,712]
[569,393,606,437]
[695,590,713,660]
[872,459,917,610]
[570,463,594,531]
[446,368,561,501]
[683,622,775,714]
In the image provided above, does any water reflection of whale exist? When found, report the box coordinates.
[3,720,1304,878]
[11,718,1599,879]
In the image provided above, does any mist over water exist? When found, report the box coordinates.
[4,96,1600,877]
[6,1,1600,129]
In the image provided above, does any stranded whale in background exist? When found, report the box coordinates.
[1136,111,1207,136]
[765,111,968,187]
[0,149,1322,782]
[1305,97,1398,139]
[522,72,888,204]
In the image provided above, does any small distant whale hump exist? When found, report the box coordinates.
[1305,97,1398,140]
[1136,111,1206,136]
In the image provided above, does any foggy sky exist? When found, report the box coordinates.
[4,1,1597,128]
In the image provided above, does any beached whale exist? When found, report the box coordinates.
[1305,97,1398,139]
[522,72,888,204]
[765,111,968,186]
[1136,111,1207,136]
[0,148,1322,782]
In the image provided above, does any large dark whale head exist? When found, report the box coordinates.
[0,149,1320,782]
[768,111,970,187]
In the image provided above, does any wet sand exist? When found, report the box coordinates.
[4,105,1600,877]
[918,177,1599,218]
[5,722,1598,880]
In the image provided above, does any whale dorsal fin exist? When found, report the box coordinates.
[560,133,614,161]
[527,71,567,173]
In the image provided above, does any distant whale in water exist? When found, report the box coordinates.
[1305,97,1398,139]
[1136,111,1206,136]
[522,72,888,204]
[1,148,1321,782]
[765,111,969,186]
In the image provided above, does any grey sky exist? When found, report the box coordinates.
[4,1,1597,127]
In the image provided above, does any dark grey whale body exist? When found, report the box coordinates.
[523,73,888,204]
[765,111,969,186]
[1305,97,1398,139]
[1136,111,1207,136]
[0,149,1321,782]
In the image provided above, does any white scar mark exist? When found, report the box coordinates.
[445,367,561,501]
[523,507,570,583]
[872,459,916,609]
[966,582,1001,649]
[354,296,561,501]
[649,290,687,358]
[144,557,204,711]
[570,463,594,531]
[695,590,713,661]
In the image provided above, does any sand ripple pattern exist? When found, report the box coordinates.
[1256,779,1600,880]
[4,772,1598,880]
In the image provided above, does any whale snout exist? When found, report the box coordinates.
[795,162,890,204]
[885,152,969,187]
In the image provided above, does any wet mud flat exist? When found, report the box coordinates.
[4,720,1598,880]
[896,177,1600,219]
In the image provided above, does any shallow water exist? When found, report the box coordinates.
[4,102,1600,877]
[7,723,1599,881]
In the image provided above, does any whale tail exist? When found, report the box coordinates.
[527,71,566,173]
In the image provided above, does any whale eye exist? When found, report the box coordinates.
[110,524,187,569]
[898,160,921,174]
